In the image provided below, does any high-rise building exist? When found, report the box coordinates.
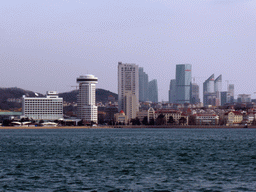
[169,79,176,103]
[214,75,222,92]
[22,91,63,120]
[124,91,138,120]
[203,74,214,93]
[228,84,234,103]
[175,64,192,104]
[203,74,216,106]
[237,94,251,103]
[148,79,158,103]
[191,83,200,104]
[214,75,222,106]
[118,62,139,120]
[221,91,231,106]
[139,67,149,102]
[77,74,98,123]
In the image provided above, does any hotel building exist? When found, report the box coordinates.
[22,91,63,120]
[77,74,98,124]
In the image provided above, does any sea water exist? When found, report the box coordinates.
[0,128,256,191]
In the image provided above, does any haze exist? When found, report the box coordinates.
[1,0,255,101]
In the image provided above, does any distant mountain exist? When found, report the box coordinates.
[0,87,118,110]
[0,87,44,110]
[59,88,118,103]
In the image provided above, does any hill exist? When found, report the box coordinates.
[0,87,117,110]
[59,88,118,103]
[0,87,44,110]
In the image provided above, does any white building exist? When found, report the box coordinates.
[22,91,63,120]
[118,62,139,120]
[77,74,98,123]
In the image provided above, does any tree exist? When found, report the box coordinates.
[149,118,155,125]
[131,118,141,125]
[39,120,44,126]
[135,117,141,125]
[179,117,187,125]
[188,115,196,125]
[142,116,148,125]
[168,116,175,124]
[77,120,84,126]
[156,114,166,125]
[2,119,12,126]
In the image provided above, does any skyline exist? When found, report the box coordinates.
[1,0,256,101]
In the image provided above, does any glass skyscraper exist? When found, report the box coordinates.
[139,67,149,102]
[148,79,158,103]
[169,79,176,103]
[175,64,192,104]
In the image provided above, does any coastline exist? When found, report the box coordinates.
[0,125,256,129]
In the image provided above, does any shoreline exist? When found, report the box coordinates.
[0,125,256,129]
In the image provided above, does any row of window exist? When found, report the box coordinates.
[25,113,63,114]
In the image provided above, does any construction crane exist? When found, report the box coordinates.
[71,86,79,90]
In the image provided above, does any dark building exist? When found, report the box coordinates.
[191,83,200,104]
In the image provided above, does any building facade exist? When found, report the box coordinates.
[221,91,231,106]
[169,79,176,103]
[191,83,200,104]
[118,62,139,120]
[224,111,243,125]
[77,74,98,123]
[114,110,128,125]
[214,75,222,106]
[22,91,63,120]
[237,94,251,103]
[195,114,219,125]
[203,74,216,106]
[175,64,192,104]
[139,67,149,102]
[148,79,158,103]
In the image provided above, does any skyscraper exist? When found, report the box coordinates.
[191,83,200,104]
[203,74,214,93]
[77,74,98,123]
[175,64,192,104]
[228,84,234,103]
[118,62,139,120]
[214,75,222,106]
[139,67,149,102]
[221,91,231,106]
[203,74,216,106]
[148,79,158,103]
[169,79,176,103]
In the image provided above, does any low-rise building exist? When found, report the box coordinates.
[154,110,188,125]
[195,114,219,125]
[224,111,243,125]
[114,110,128,125]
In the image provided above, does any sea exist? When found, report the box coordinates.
[0,128,256,191]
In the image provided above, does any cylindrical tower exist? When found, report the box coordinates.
[77,74,98,124]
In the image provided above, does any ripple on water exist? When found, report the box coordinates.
[0,128,256,191]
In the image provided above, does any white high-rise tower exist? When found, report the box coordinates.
[77,74,98,123]
[118,62,139,120]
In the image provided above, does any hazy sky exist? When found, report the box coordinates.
[1,0,256,101]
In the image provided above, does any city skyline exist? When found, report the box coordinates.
[1,0,255,101]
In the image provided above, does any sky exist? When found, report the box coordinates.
[0,0,256,101]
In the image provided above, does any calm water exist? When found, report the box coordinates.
[0,128,256,191]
